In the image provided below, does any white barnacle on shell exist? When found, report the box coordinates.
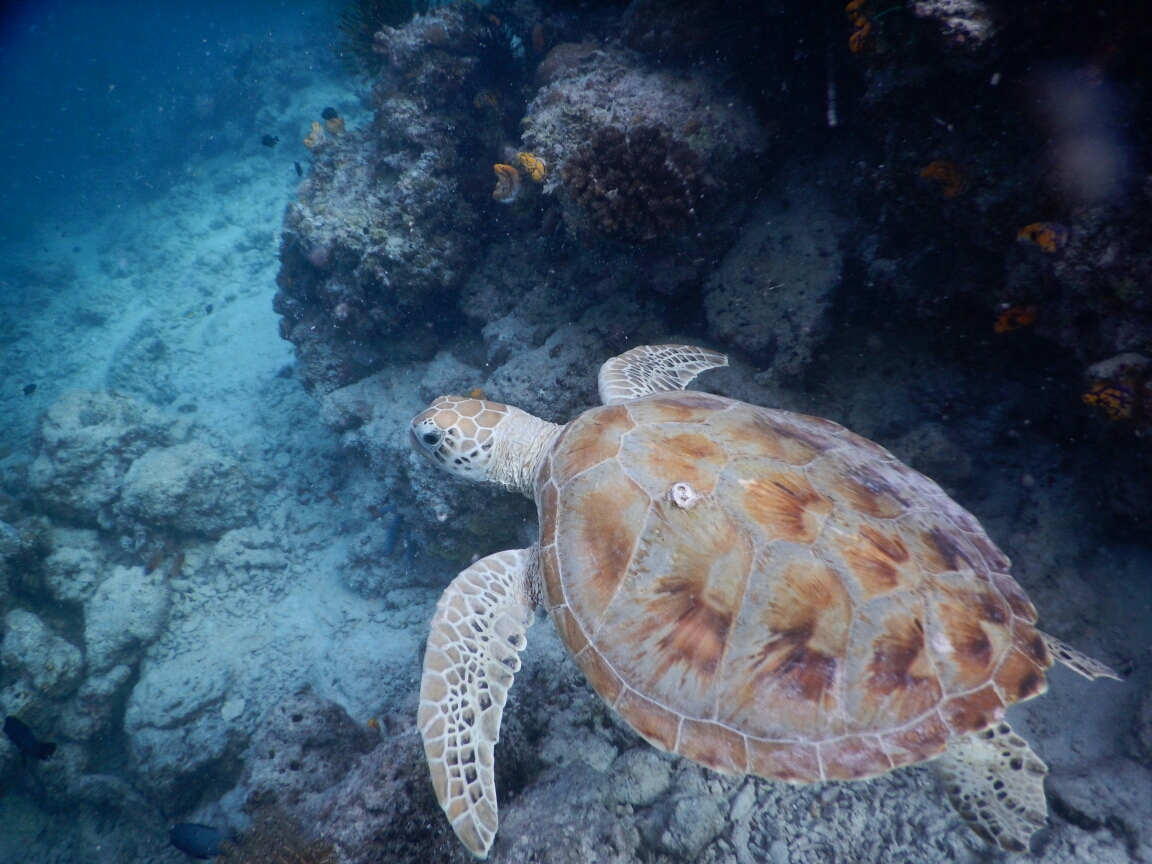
[669,481,701,509]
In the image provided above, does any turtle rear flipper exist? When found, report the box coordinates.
[597,344,727,405]
[418,548,538,859]
[933,722,1048,853]
[1040,631,1122,681]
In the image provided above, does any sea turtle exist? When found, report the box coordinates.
[409,344,1119,858]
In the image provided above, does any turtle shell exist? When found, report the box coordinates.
[535,391,1053,783]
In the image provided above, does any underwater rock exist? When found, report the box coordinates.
[210,527,287,592]
[58,663,132,742]
[236,691,376,811]
[608,748,672,808]
[42,527,107,604]
[909,0,998,51]
[640,791,730,861]
[1,609,83,698]
[416,350,486,406]
[889,422,974,488]
[125,650,244,812]
[83,565,170,673]
[704,174,845,379]
[230,692,460,863]
[28,390,184,529]
[0,518,18,599]
[485,324,603,423]
[118,441,254,537]
[1132,688,1152,769]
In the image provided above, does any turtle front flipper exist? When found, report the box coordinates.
[933,722,1049,853]
[418,548,538,858]
[597,344,728,405]
[1039,630,1122,680]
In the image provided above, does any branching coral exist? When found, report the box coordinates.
[560,125,702,243]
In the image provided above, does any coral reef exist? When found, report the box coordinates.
[560,124,701,243]
[274,4,530,395]
[336,0,429,77]
[27,390,184,529]
[521,43,765,247]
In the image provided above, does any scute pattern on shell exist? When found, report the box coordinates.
[536,392,1053,783]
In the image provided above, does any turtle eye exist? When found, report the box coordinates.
[422,431,442,447]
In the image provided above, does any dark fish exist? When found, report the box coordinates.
[294,161,303,177]
[321,106,338,121]
[383,512,404,557]
[22,383,36,396]
[169,823,225,859]
[326,490,340,505]
[205,304,213,314]
[261,134,279,148]
[3,716,56,761]
[144,550,164,575]
[170,551,186,580]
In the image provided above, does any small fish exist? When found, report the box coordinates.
[469,387,486,400]
[326,490,340,505]
[261,134,279,148]
[367,717,381,732]
[295,161,303,177]
[169,823,226,859]
[144,550,164,575]
[169,551,186,580]
[321,107,338,121]
[22,383,36,396]
[205,304,213,314]
[383,512,404,557]
[3,716,56,761]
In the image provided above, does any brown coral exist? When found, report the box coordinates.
[919,160,968,197]
[221,807,336,864]
[560,124,702,243]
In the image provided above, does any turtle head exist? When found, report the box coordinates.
[410,395,563,496]
[410,396,509,483]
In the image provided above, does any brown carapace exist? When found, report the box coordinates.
[538,391,1051,782]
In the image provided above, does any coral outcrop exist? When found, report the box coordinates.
[521,44,765,249]
[560,124,701,243]
[28,390,183,528]
[274,4,530,395]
